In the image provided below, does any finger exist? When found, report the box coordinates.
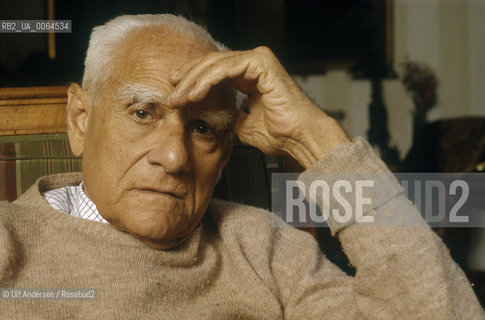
[170,51,263,107]
[169,56,205,85]
[169,51,243,106]
[172,50,240,86]
[169,49,238,85]
[229,77,257,95]
[187,58,250,102]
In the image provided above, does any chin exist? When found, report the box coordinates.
[111,209,198,249]
[130,221,197,250]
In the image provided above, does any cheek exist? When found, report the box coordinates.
[191,144,227,194]
[88,112,147,165]
[82,114,144,203]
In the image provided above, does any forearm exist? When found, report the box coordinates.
[298,138,485,319]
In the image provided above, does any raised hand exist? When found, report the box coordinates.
[169,46,349,169]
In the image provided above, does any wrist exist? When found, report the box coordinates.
[285,113,350,169]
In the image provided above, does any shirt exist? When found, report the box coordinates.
[42,182,108,223]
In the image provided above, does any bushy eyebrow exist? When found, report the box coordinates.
[116,82,235,130]
[194,109,236,132]
[116,82,167,105]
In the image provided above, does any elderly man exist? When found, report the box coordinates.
[1,14,483,319]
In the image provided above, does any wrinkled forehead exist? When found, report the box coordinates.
[111,26,218,82]
[103,26,235,108]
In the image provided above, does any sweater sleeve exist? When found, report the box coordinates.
[279,137,485,319]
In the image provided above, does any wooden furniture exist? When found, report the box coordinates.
[0,86,68,136]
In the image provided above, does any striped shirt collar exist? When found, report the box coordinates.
[42,182,108,223]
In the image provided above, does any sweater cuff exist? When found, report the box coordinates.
[298,137,403,235]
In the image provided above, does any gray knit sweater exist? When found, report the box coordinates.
[0,138,483,319]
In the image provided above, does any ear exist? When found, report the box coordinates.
[66,83,92,156]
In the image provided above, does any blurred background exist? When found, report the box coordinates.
[1,0,484,306]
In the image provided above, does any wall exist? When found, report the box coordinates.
[293,0,485,159]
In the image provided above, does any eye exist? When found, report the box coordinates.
[195,122,209,134]
[191,120,214,136]
[134,109,150,120]
[131,107,156,124]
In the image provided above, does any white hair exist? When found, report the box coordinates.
[82,14,226,103]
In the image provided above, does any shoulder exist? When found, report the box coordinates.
[0,200,13,225]
[0,199,27,227]
[0,197,44,239]
[0,172,82,228]
[0,200,23,281]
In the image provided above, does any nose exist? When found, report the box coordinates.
[146,122,191,174]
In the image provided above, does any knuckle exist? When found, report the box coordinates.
[253,46,273,55]
[253,46,276,62]
[251,46,278,70]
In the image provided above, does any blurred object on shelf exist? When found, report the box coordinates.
[401,60,438,143]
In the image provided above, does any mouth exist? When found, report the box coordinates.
[137,188,184,200]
